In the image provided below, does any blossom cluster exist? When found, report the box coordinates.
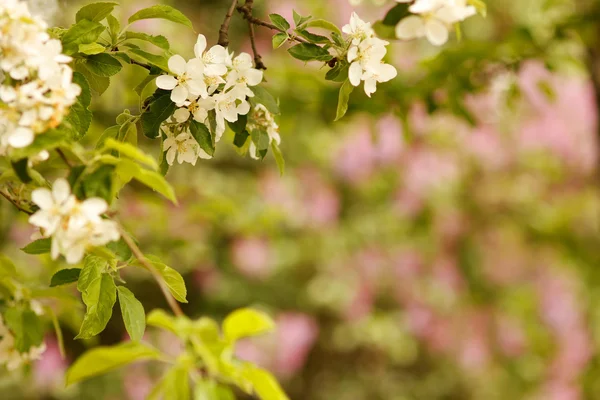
[0,313,46,370]
[395,0,477,46]
[247,104,281,160]
[342,13,398,97]
[0,0,80,154]
[29,179,120,264]
[157,34,264,166]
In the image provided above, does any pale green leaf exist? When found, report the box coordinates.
[75,2,118,23]
[223,308,275,342]
[128,5,193,29]
[76,273,117,339]
[104,138,157,170]
[117,286,146,342]
[335,79,354,121]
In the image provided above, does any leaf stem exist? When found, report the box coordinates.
[119,227,184,317]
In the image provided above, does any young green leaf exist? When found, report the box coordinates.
[107,14,121,40]
[146,309,178,334]
[66,342,160,386]
[243,366,290,400]
[104,138,158,170]
[271,142,285,176]
[287,43,333,62]
[272,33,288,49]
[249,86,280,115]
[292,10,312,27]
[50,268,82,287]
[116,160,177,203]
[335,79,354,121]
[145,258,187,303]
[189,121,215,157]
[84,53,122,77]
[78,42,106,55]
[117,286,146,342]
[75,2,118,23]
[21,238,51,255]
[305,19,343,36]
[78,255,107,293]
[61,19,106,55]
[269,14,290,31]
[128,5,193,29]
[223,308,275,342]
[127,48,170,72]
[76,273,117,339]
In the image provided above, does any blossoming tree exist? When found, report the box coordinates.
[0,0,498,398]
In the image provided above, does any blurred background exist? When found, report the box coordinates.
[2,0,600,399]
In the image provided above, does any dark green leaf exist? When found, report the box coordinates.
[382,3,411,26]
[84,53,122,77]
[141,90,176,139]
[10,158,31,183]
[21,238,51,255]
[81,164,115,203]
[325,61,349,82]
[228,114,247,135]
[233,130,250,148]
[65,72,93,139]
[50,268,82,287]
[117,286,146,342]
[189,121,215,157]
[124,31,170,50]
[128,5,193,29]
[287,43,332,62]
[250,128,270,152]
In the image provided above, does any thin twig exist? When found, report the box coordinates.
[130,59,152,71]
[0,189,33,215]
[119,227,184,317]
[248,21,266,70]
[56,149,73,169]
[236,2,309,43]
[218,0,239,47]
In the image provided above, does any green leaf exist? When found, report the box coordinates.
[0,255,17,277]
[76,2,118,23]
[10,158,31,183]
[125,31,170,50]
[305,19,342,36]
[335,79,354,121]
[249,86,279,115]
[75,63,110,95]
[81,164,115,203]
[141,90,176,139]
[233,130,250,149]
[223,308,275,342]
[292,10,312,27]
[61,19,106,55]
[21,238,51,255]
[128,5,193,29]
[50,268,82,287]
[104,138,158,170]
[116,159,177,203]
[66,342,160,386]
[96,125,120,149]
[84,53,122,77]
[134,73,159,97]
[148,258,187,303]
[250,128,270,152]
[325,61,349,82]
[107,14,121,40]
[269,14,290,31]
[78,42,106,55]
[119,119,137,145]
[189,121,215,157]
[382,3,411,26]
[127,48,170,72]
[287,43,332,62]
[65,71,93,139]
[272,33,288,49]
[297,30,330,44]
[4,308,44,353]
[163,365,191,400]
[117,286,146,342]
[106,238,133,262]
[228,114,247,135]
[76,273,117,339]
[78,255,107,293]
[271,142,285,176]
[146,309,178,334]
[243,366,290,400]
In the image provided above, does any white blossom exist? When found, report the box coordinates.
[156,55,206,105]
[342,12,375,45]
[395,0,477,46]
[193,34,229,77]
[247,104,281,160]
[28,179,120,264]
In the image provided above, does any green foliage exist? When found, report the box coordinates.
[102,139,158,170]
[223,308,275,342]
[249,86,280,115]
[21,238,51,255]
[61,19,106,55]
[151,259,188,303]
[76,273,117,339]
[272,33,288,49]
[124,31,170,50]
[382,3,411,26]
[66,72,93,139]
[75,2,119,23]
[128,5,193,29]
[269,14,290,31]
[65,342,160,386]
[4,308,44,353]
[304,19,342,36]
[271,142,285,176]
[84,54,122,77]
[50,268,82,287]
[141,90,177,139]
[287,43,333,62]
[335,79,354,121]
[117,286,146,342]
[189,121,215,157]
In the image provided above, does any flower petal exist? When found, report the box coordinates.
[425,19,449,46]
[31,188,53,209]
[156,75,178,90]
[348,62,363,87]
[194,34,208,58]
[171,85,188,105]
[80,198,108,219]
[52,179,71,204]
[395,16,425,40]
[168,55,187,75]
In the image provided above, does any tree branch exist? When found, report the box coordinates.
[119,227,184,317]
[236,1,309,44]
[0,188,33,215]
[218,0,239,47]
[248,21,266,70]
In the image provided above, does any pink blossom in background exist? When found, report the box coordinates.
[231,237,273,279]
[464,125,510,170]
[431,255,464,296]
[496,315,527,357]
[375,114,404,165]
[334,119,378,184]
[34,337,66,390]
[297,168,340,228]
[344,281,373,321]
[124,365,154,400]
[457,311,491,372]
[236,313,319,378]
[400,148,461,197]
[192,266,222,295]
